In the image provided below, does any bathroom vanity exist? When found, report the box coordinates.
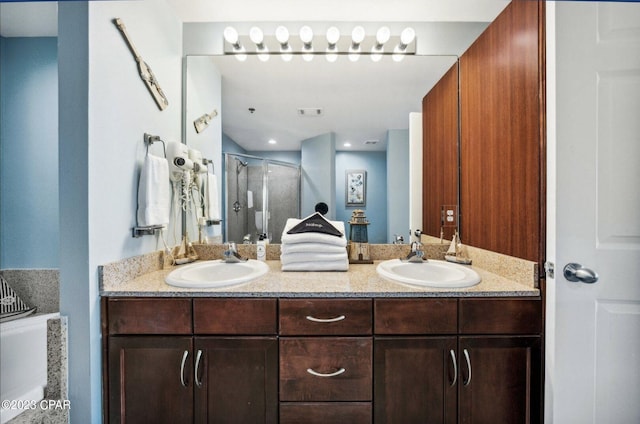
[100,255,541,424]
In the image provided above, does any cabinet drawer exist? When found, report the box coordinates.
[193,298,277,335]
[280,402,371,424]
[280,337,372,401]
[374,298,457,334]
[459,298,542,334]
[107,298,192,335]
[279,299,372,335]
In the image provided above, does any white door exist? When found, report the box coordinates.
[552,1,640,423]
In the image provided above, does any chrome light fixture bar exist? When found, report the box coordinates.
[222,25,416,62]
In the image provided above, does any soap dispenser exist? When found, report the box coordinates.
[256,233,268,261]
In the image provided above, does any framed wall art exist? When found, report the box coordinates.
[345,169,366,207]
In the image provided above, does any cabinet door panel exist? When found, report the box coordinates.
[108,336,193,424]
[374,337,457,424]
[458,336,541,424]
[194,337,278,424]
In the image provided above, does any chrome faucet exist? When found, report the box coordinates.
[223,242,248,263]
[402,241,426,263]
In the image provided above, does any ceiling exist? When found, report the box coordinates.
[1,0,510,152]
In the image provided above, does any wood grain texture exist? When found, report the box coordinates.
[279,337,373,402]
[108,336,194,423]
[422,61,460,240]
[279,298,372,336]
[460,0,543,263]
[374,298,458,335]
[374,337,457,424]
[194,337,278,423]
[280,402,372,424]
[459,297,542,335]
[458,335,542,424]
[107,297,192,335]
[193,297,277,335]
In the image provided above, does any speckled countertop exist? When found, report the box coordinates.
[100,243,539,298]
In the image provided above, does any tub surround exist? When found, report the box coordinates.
[99,243,538,298]
[0,269,59,314]
[3,315,69,424]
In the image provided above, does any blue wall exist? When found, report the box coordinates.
[247,150,301,165]
[336,151,387,243]
[0,37,59,269]
[386,129,410,242]
[301,133,336,218]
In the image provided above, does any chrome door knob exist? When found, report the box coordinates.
[563,263,599,284]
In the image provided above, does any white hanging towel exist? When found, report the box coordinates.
[137,154,171,227]
[205,173,221,221]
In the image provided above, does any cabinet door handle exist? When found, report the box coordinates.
[305,315,346,323]
[463,349,472,386]
[180,350,189,387]
[449,349,458,387]
[306,367,346,378]
[194,349,203,388]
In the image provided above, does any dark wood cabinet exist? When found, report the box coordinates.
[374,337,458,424]
[458,336,541,424]
[194,337,278,423]
[108,336,194,424]
[373,298,542,424]
[104,297,278,424]
[103,296,541,424]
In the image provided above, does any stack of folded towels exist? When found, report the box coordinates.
[280,213,349,271]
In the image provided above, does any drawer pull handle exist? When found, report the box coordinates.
[449,349,457,387]
[194,349,203,388]
[305,315,346,323]
[180,350,189,387]
[306,367,346,378]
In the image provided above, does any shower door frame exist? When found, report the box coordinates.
[223,152,301,243]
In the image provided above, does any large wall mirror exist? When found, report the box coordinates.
[182,18,507,245]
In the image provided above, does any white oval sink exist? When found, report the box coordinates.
[165,259,269,288]
[376,259,481,288]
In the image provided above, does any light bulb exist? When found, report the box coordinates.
[275,26,289,45]
[326,26,340,46]
[376,26,390,45]
[223,26,239,45]
[371,45,383,62]
[400,27,416,46]
[299,26,313,44]
[249,26,264,45]
[351,26,365,45]
[348,45,361,62]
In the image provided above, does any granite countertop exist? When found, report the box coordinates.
[100,259,539,298]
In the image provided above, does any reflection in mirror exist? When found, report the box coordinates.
[187,54,458,244]
[182,17,508,245]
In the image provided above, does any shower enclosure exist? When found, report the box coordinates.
[224,153,301,244]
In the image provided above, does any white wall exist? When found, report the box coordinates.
[59,1,183,421]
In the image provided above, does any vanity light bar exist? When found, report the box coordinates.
[222,25,416,62]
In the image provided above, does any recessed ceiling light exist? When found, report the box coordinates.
[343,142,352,147]
[268,139,277,145]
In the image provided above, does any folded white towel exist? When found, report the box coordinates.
[282,260,349,272]
[281,216,347,247]
[280,243,348,255]
[137,154,170,227]
[205,173,221,221]
[280,251,348,265]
